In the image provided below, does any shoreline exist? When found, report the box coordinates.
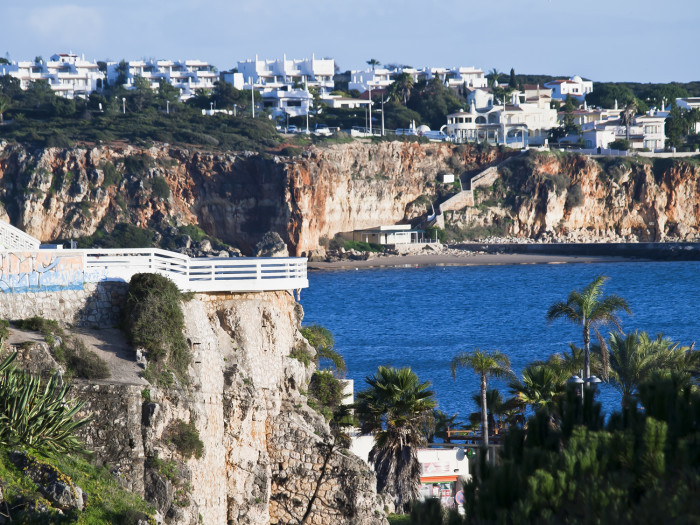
[307,252,648,271]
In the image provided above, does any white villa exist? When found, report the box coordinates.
[578,111,667,151]
[443,89,558,146]
[0,53,105,99]
[237,55,335,92]
[106,59,218,100]
[349,65,487,92]
[352,225,423,245]
[544,75,593,102]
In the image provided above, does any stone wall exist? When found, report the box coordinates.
[0,281,127,327]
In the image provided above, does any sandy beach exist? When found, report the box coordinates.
[308,251,642,270]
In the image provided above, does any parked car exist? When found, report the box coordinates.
[395,128,417,136]
[286,125,299,134]
[314,124,332,136]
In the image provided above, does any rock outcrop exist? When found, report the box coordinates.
[55,291,385,525]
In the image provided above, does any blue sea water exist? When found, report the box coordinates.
[300,261,700,420]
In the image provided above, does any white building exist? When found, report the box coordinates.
[349,65,487,93]
[0,53,105,99]
[106,59,217,100]
[320,93,370,110]
[676,97,700,133]
[349,67,395,92]
[260,88,313,118]
[444,89,558,146]
[544,75,593,102]
[573,110,667,151]
[237,55,334,92]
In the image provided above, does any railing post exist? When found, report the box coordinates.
[257,260,262,283]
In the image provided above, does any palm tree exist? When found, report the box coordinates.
[366,58,381,71]
[546,275,630,380]
[387,72,414,105]
[620,101,638,142]
[606,331,694,408]
[451,349,513,447]
[488,68,501,87]
[355,366,436,511]
[301,323,346,375]
[429,409,459,443]
[509,363,568,414]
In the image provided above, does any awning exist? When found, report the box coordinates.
[420,476,458,483]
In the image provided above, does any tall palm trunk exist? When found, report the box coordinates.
[480,373,488,446]
[583,322,591,379]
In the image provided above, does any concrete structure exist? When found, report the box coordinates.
[0,53,105,99]
[238,55,334,92]
[106,58,217,100]
[544,75,593,102]
[320,94,370,110]
[417,447,471,510]
[352,225,424,245]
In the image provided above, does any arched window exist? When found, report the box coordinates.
[475,116,486,124]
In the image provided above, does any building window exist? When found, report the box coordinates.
[286,100,302,107]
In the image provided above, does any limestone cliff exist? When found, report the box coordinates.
[447,152,700,242]
[0,140,501,255]
[8,290,385,524]
[2,140,698,254]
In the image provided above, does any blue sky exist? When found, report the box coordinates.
[3,0,699,83]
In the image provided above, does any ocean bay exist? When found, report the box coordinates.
[301,260,700,418]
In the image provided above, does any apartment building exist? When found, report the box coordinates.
[237,55,334,92]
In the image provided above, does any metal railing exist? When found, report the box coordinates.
[83,248,308,293]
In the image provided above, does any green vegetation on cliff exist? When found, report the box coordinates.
[124,273,191,385]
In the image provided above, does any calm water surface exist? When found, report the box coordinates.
[300,261,700,419]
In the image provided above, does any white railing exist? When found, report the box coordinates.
[0,222,41,250]
[83,248,308,293]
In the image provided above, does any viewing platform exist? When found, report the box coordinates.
[0,221,308,294]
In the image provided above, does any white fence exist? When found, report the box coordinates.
[0,222,41,250]
[83,248,308,293]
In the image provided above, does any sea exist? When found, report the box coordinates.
[300,260,700,420]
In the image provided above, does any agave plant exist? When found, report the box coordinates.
[0,352,90,454]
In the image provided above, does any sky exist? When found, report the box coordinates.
[3,0,699,83]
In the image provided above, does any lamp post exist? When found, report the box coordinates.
[569,372,602,404]
[233,103,237,117]
[368,84,372,135]
[166,100,169,114]
[122,97,126,114]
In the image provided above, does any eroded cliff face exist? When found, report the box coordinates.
[451,152,700,242]
[0,140,501,255]
[68,290,384,525]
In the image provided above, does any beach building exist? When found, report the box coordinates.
[237,55,335,93]
[106,59,217,100]
[320,93,371,110]
[352,225,424,245]
[0,53,105,99]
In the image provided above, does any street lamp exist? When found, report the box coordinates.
[233,103,237,117]
[569,372,602,403]
[122,97,126,114]
[166,100,169,114]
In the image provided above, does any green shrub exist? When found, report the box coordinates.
[289,345,313,366]
[101,161,122,187]
[309,371,344,421]
[148,176,171,199]
[14,316,61,338]
[169,420,204,459]
[63,338,110,380]
[124,273,190,383]
[423,226,446,243]
[565,184,584,209]
[0,353,90,454]
[343,240,384,253]
[0,319,9,341]
[122,154,155,176]
[609,138,630,151]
